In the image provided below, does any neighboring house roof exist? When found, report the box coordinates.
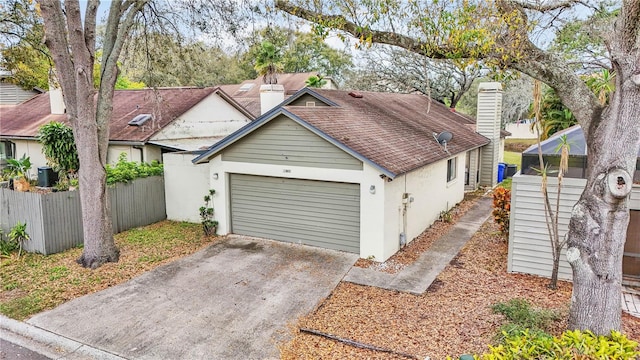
[219,72,322,117]
[523,124,640,157]
[0,87,253,144]
[194,88,491,178]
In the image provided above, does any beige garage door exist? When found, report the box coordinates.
[229,174,360,253]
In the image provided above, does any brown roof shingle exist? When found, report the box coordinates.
[220,72,317,116]
[284,89,490,175]
[0,87,222,142]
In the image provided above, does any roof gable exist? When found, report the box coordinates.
[194,89,490,177]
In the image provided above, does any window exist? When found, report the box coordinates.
[0,140,15,161]
[447,157,457,182]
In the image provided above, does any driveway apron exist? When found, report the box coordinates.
[27,236,358,360]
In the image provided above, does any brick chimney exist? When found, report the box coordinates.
[476,82,503,187]
[260,84,285,115]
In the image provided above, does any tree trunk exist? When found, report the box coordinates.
[70,42,118,268]
[74,107,119,268]
[566,75,639,333]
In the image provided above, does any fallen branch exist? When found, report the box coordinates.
[299,327,419,359]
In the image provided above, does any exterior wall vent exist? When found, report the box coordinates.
[306,101,316,107]
[128,113,152,126]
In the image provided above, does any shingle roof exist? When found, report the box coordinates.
[285,89,490,175]
[220,72,318,116]
[194,88,491,177]
[0,87,245,142]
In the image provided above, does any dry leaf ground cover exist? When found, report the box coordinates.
[355,192,483,274]
[280,219,640,359]
[0,221,216,320]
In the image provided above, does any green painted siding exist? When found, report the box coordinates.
[229,174,360,253]
[222,115,362,170]
[287,94,330,107]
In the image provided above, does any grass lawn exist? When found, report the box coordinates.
[504,138,538,146]
[503,151,522,170]
[0,221,216,320]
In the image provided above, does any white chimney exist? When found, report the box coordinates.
[48,69,65,115]
[260,84,285,115]
[476,82,503,187]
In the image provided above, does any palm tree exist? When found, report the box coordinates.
[586,69,615,105]
[305,74,327,88]
[254,41,283,85]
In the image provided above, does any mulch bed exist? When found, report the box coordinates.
[280,219,640,359]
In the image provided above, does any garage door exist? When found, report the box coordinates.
[229,174,360,253]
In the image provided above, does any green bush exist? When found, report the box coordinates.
[37,122,80,173]
[105,153,163,185]
[477,329,639,359]
[491,299,558,340]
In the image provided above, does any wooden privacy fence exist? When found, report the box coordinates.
[507,174,640,284]
[0,176,166,255]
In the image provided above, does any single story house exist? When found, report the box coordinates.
[0,87,254,172]
[166,82,505,261]
[509,125,640,285]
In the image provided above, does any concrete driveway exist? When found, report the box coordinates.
[27,236,358,359]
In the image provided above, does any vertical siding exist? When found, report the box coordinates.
[0,176,166,255]
[476,84,502,186]
[222,115,363,170]
[508,174,640,281]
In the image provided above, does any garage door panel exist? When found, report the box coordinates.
[234,203,360,225]
[230,174,360,253]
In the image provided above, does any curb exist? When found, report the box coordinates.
[0,315,126,360]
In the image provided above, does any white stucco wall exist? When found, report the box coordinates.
[150,93,251,142]
[107,145,143,164]
[107,144,162,164]
[382,154,466,260]
[11,139,47,178]
[163,152,211,222]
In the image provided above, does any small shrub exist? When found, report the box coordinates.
[492,187,511,236]
[440,209,453,223]
[476,329,639,359]
[199,189,218,236]
[8,222,30,257]
[491,298,558,340]
[37,121,80,174]
[105,153,163,185]
[0,227,19,256]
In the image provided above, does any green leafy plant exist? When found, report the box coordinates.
[8,222,30,257]
[4,154,31,179]
[475,329,639,359]
[491,187,511,236]
[199,189,218,236]
[440,209,453,223]
[491,298,558,341]
[105,153,163,185]
[0,227,19,257]
[37,121,80,174]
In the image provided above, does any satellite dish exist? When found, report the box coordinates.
[436,131,453,145]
